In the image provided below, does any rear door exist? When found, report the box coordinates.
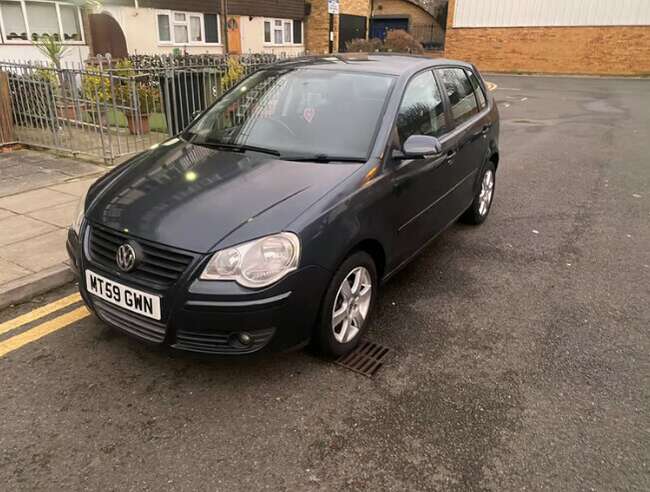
[435,67,491,216]
[389,69,457,264]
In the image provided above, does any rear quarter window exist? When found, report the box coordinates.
[466,69,487,110]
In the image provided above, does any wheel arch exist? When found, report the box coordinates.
[346,238,387,281]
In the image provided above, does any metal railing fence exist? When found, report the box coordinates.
[0,53,300,164]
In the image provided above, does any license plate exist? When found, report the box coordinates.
[85,270,161,320]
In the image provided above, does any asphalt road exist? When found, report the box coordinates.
[1,75,649,491]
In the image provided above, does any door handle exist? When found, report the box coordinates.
[446,150,457,162]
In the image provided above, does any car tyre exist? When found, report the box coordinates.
[315,251,377,358]
[461,161,496,225]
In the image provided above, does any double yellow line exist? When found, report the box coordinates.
[0,293,90,358]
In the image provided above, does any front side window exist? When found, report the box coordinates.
[185,69,395,160]
[396,70,446,144]
[157,14,170,42]
[158,11,218,44]
[0,1,27,40]
[264,18,301,45]
[0,1,82,42]
[438,68,479,126]
[189,15,202,42]
[264,20,271,42]
[59,4,80,40]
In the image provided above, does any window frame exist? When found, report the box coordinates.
[464,68,488,111]
[156,10,221,46]
[395,68,449,144]
[263,17,303,46]
[0,0,84,45]
[433,65,483,130]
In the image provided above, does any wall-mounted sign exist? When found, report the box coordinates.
[328,0,339,15]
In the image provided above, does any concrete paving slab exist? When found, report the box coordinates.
[0,188,77,214]
[0,258,30,284]
[27,201,77,228]
[0,163,50,179]
[1,229,69,271]
[0,173,72,198]
[0,214,57,246]
[48,177,97,197]
[53,159,105,177]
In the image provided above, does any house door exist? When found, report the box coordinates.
[227,16,241,54]
[89,13,128,58]
[338,14,367,52]
[369,18,409,41]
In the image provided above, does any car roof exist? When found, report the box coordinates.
[270,53,473,77]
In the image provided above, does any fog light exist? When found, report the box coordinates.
[238,332,253,346]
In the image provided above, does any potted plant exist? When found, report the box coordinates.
[33,35,81,119]
[82,66,113,126]
[114,59,161,135]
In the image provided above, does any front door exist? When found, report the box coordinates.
[388,70,456,264]
[339,14,367,52]
[89,13,128,58]
[227,16,241,54]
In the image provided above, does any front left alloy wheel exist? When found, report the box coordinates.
[315,251,377,357]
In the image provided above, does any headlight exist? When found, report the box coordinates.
[201,232,300,288]
[71,188,88,235]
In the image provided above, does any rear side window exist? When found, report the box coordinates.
[466,69,487,110]
[438,68,479,126]
[396,70,446,144]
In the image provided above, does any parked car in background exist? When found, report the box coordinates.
[67,54,500,358]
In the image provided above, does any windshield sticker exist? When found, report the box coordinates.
[303,107,316,123]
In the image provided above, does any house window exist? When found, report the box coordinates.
[263,18,303,46]
[157,11,220,45]
[0,1,83,43]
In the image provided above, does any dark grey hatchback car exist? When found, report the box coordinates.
[67,54,500,357]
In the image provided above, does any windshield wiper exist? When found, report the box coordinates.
[185,134,281,157]
[281,154,366,163]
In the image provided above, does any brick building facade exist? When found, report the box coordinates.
[305,0,371,54]
[444,0,650,76]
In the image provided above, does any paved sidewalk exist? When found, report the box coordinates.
[0,149,106,308]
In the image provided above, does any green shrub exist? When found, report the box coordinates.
[345,38,383,53]
[383,30,424,54]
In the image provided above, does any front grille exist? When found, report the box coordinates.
[94,298,167,343]
[173,327,275,355]
[87,223,194,290]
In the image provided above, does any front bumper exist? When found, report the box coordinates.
[67,228,330,356]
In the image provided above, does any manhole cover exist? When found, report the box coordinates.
[335,339,393,377]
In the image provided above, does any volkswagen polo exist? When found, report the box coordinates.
[67,54,500,357]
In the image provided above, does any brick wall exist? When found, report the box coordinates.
[444,0,650,75]
[305,0,371,54]
[371,0,433,26]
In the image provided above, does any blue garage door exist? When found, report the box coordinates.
[369,18,409,41]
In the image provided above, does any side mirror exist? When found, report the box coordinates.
[398,135,443,159]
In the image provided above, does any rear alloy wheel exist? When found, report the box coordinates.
[461,162,496,225]
[316,252,377,357]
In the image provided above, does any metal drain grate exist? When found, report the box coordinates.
[335,339,393,377]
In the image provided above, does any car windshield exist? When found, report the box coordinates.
[183,68,395,161]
